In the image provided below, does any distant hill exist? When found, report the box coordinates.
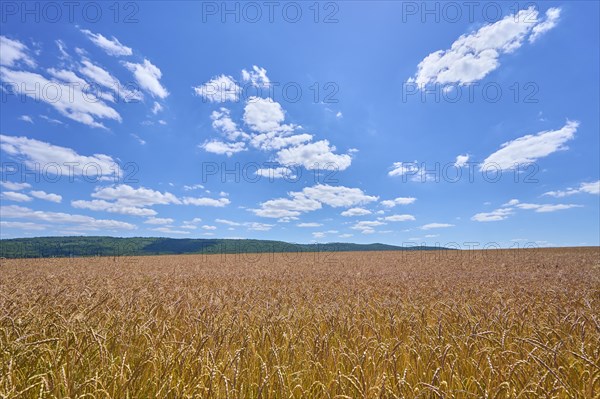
[0,236,449,258]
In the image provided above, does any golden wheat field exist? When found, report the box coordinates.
[1,248,599,399]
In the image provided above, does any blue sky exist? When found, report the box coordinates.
[1,1,598,248]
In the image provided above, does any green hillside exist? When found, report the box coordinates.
[0,236,449,259]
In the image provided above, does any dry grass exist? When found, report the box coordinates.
[1,247,599,398]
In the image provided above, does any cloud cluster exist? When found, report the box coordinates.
[408,7,561,87]
[195,67,353,171]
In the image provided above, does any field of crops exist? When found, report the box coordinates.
[1,247,599,398]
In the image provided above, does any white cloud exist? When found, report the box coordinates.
[251,133,312,151]
[302,184,378,208]
[515,203,582,213]
[1,205,136,230]
[341,208,371,217]
[151,102,163,114]
[388,162,421,178]
[408,7,561,87]
[0,67,121,128]
[1,191,32,202]
[253,184,377,219]
[384,214,416,222]
[0,181,31,191]
[201,225,217,230]
[276,140,352,171]
[0,135,121,179]
[194,75,240,102]
[144,217,174,225]
[482,121,578,170]
[336,111,343,119]
[455,154,470,168]
[246,222,273,231]
[30,190,62,203]
[211,108,248,141]
[123,59,169,99]
[543,180,600,197]
[252,194,321,219]
[297,222,322,227]
[312,232,325,238]
[72,185,183,216]
[380,197,416,207]
[351,220,386,234]
[421,223,454,230]
[472,198,583,222]
[182,197,230,207]
[241,65,270,88]
[183,184,204,191]
[71,199,157,217]
[79,59,142,102]
[81,29,133,56]
[131,133,146,145]
[201,140,247,157]
[0,36,35,67]
[216,219,241,226]
[339,233,353,238]
[471,208,513,222]
[255,167,297,179]
[19,115,33,123]
[243,97,286,133]
[529,8,561,43]
[92,184,180,206]
[39,115,64,125]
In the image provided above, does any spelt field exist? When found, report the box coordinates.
[1,248,599,398]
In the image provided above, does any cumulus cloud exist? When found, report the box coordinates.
[341,207,372,217]
[251,133,312,151]
[19,115,33,123]
[81,29,133,56]
[72,199,157,216]
[123,59,169,98]
[181,197,230,207]
[194,75,240,102]
[255,167,297,179]
[455,154,470,168]
[381,197,416,207]
[252,184,377,218]
[471,207,513,222]
[384,214,416,222]
[211,108,248,140]
[482,120,578,170]
[30,190,62,203]
[0,181,31,191]
[408,7,561,87]
[243,97,286,133]
[241,65,270,88]
[351,220,386,234]
[276,140,352,171]
[1,191,32,202]
[297,222,322,227]
[200,140,247,157]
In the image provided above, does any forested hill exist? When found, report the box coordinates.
[0,236,449,258]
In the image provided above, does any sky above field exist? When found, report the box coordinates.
[1,1,599,248]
